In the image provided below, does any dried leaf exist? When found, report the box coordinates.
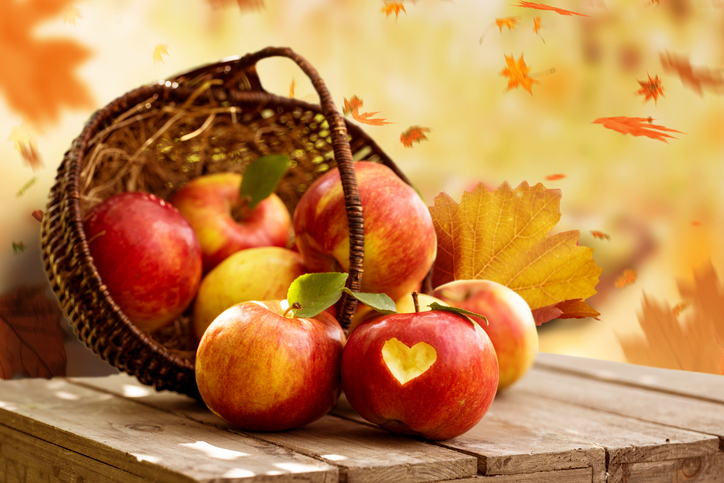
[515,1,588,17]
[31,210,44,222]
[615,268,637,288]
[429,182,601,323]
[62,4,81,26]
[501,54,539,94]
[659,51,724,96]
[531,298,601,326]
[289,77,295,99]
[533,16,544,41]
[0,0,93,126]
[16,176,38,198]
[381,2,406,20]
[545,173,566,181]
[636,74,665,105]
[0,285,66,379]
[343,95,394,126]
[496,17,518,32]
[8,124,43,170]
[400,126,431,148]
[592,116,684,143]
[678,261,724,345]
[590,230,610,241]
[11,242,25,255]
[153,44,169,65]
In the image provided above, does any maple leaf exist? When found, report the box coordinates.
[496,17,518,32]
[545,173,566,181]
[0,285,66,379]
[533,16,545,42]
[12,242,25,255]
[531,298,601,326]
[153,44,169,65]
[590,230,610,241]
[500,54,539,95]
[515,1,588,17]
[659,51,724,96]
[62,4,81,26]
[592,116,684,143]
[381,2,406,20]
[343,95,394,126]
[0,0,93,127]
[636,74,665,105]
[429,182,601,325]
[400,126,431,148]
[9,123,43,170]
[614,268,637,288]
[31,210,44,222]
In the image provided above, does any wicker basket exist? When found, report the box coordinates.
[40,46,414,399]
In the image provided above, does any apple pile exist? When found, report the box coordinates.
[82,154,539,440]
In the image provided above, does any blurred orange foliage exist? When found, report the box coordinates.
[343,95,394,126]
[591,230,610,241]
[615,268,638,288]
[496,17,518,32]
[515,1,588,17]
[593,116,684,143]
[500,54,538,94]
[659,51,724,96]
[636,74,665,105]
[381,2,406,20]
[400,126,431,148]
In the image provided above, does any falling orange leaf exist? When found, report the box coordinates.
[429,181,601,325]
[615,268,638,288]
[590,230,610,241]
[545,173,566,181]
[343,95,394,126]
[636,74,665,105]
[659,51,724,96]
[62,4,81,26]
[400,126,431,148]
[0,285,66,379]
[531,298,601,326]
[515,1,588,17]
[289,77,295,99]
[501,54,538,94]
[593,116,684,143]
[0,0,94,127]
[153,44,169,65]
[31,210,44,222]
[672,301,690,317]
[496,17,518,32]
[533,16,544,42]
[381,2,406,20]
[9,124,43,170]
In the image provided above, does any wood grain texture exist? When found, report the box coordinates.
[536,352,724,404]
[437,467,593,482]
[0,423,149,483]
[620,453,724,482]
[73,374,478,483]
[0,378,337,482]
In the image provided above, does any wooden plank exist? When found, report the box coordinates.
[438,467,593,482]
[619,453,724,482]
[0,423,149,483]
[536,352,724,404]
[0,378,337,482]
[73,374,479,483]
[331,393,606,483]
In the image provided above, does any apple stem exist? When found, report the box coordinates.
[283,302,303,318]
[412,291,420,313]
[231,196,253,222]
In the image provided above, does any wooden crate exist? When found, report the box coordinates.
[1,353,723,482]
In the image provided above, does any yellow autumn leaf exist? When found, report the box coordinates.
[153,44,169,65]
[63,4,82,26]
[429,181,601,315]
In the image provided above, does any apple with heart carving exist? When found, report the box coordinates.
[341,297,499,440]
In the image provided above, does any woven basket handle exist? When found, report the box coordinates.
[233,47,364,330]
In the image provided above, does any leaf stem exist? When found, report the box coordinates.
[412,291,420,313]
[283,302,303,318]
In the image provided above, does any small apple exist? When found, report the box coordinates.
[170,172,291,273]
[434,280,538,390]
[293,161,437,303]
[192,247,307,340]
[83,192,202,332]
[195,300,346,431]
[341,304,498,440]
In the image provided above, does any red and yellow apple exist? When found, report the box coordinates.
[195,300,346,431]
[293,161,437,303]
[434,280,538,390]
[170,172,291,273]
[192,247,307,340]
[341,309,498,440]
[83,192,202,332]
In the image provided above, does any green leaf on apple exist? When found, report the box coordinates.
[240,154,291,209]
[341,288,397,315]
[427,302,489,327]
[287,272,349,318]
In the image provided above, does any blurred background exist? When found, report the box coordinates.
[2,0,723,377]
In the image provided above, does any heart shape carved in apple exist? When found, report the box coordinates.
[381,338,437,385]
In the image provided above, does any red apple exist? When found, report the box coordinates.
[434,280,538,390]
[341,308,498,440]
[192,247,307,340]
[195,300,346,431]
[170,172,291,273]
[293,161,437,303]
[83,192,202,332]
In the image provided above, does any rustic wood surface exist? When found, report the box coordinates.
[1,354,723,483]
